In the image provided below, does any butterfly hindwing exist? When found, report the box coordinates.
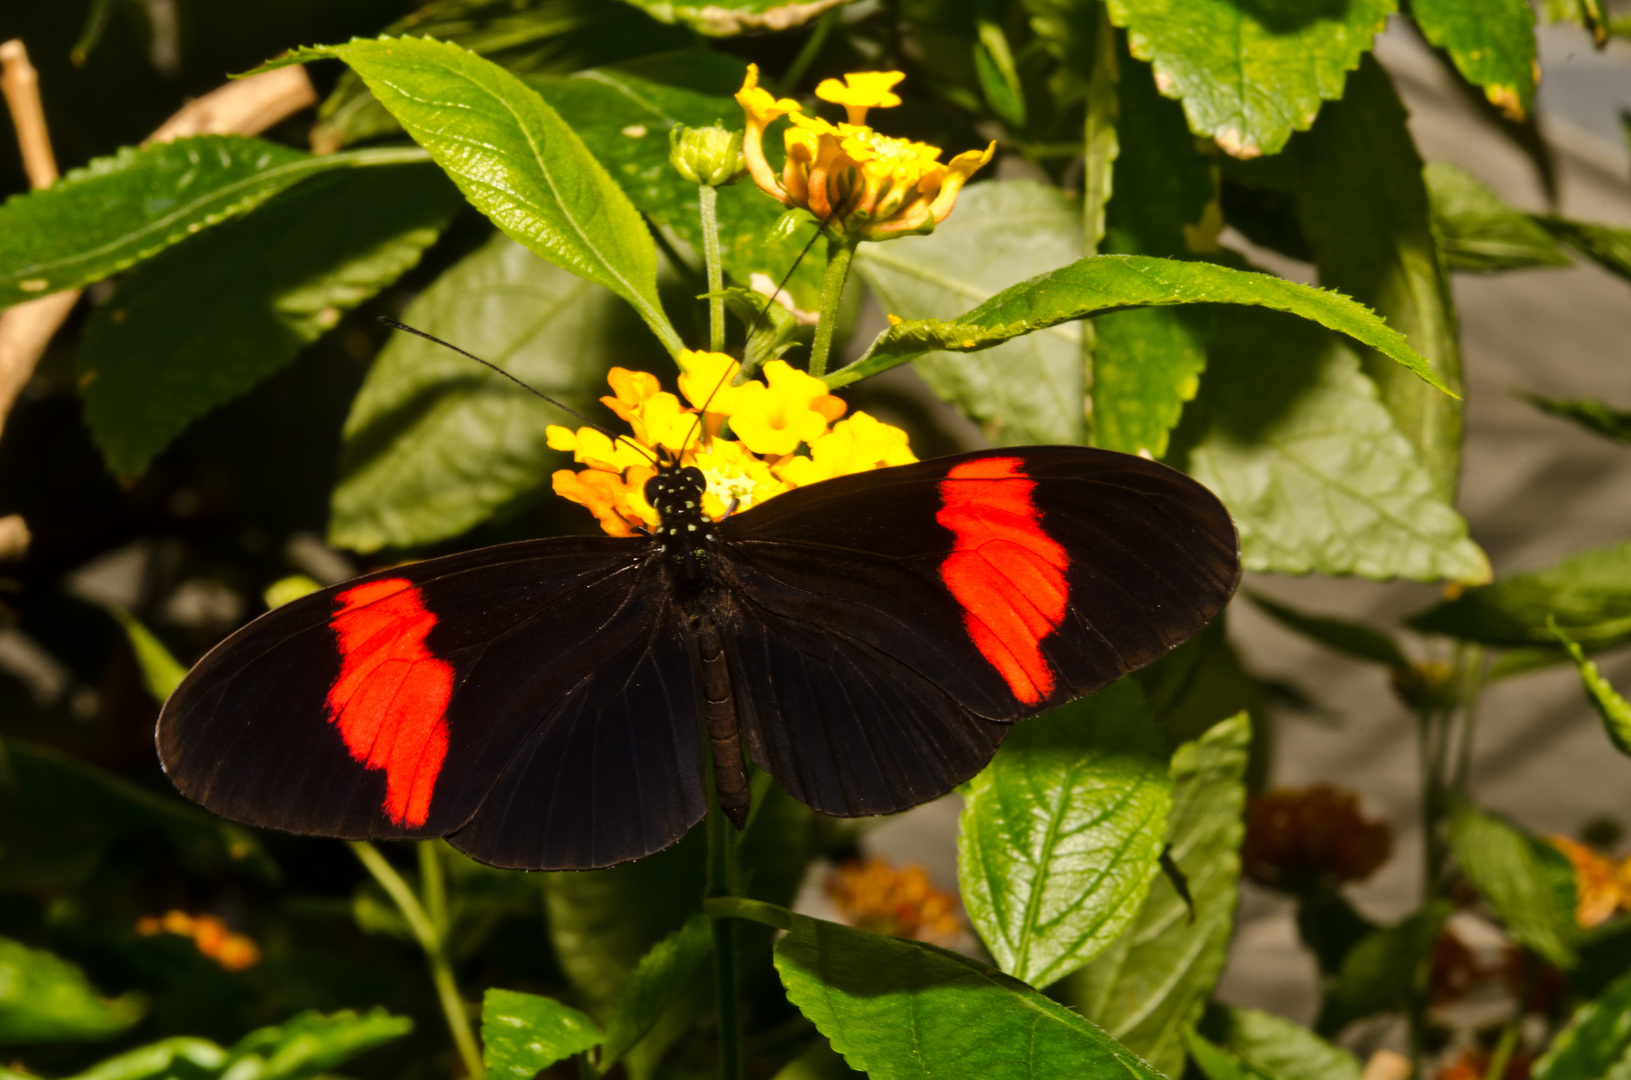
[157,538,708,869]
[714,446,1239,812]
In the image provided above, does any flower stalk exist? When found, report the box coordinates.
[708,792,742,1080]
[809,237,855,378]
[350,841,484,1079]
[699,183,725,351]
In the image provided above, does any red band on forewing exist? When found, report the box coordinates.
[937,458,1069,704]
[326,578,453,827]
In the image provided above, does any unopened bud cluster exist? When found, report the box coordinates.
[669,123,746,186]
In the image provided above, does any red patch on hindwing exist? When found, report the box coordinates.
[936,458,1070,705]
[326,579,453,827]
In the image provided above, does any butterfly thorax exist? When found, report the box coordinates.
[645,464,719,590]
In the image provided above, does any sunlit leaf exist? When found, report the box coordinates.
[959,680,1172,988]
[482,990,603,1078]
[1170,307,1488,583]
[528,57,823,308]
[1067,713,1250,1077]
[269,36,680,353]
[109,607,187,703]
[1209,1007,1362,1080]
[1410,0,1537,120]
[1551,620,1631,757]
[226,1008,412,1080]
[1104,0,1395,158]
[840,254,1452,398]
[0,135,427,307]
[852,180,1087,445]
[729,902,1165,1080]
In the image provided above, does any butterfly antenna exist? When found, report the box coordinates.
[679,209,837,456]
[378,317,659,467]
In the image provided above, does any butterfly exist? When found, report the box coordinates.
[156,433,1240,871]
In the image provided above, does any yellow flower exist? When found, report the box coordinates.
[736,64,994,241]
[549,358,914,535]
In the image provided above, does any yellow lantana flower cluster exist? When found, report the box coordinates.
[736,66,994,240]
[547,350,916,537]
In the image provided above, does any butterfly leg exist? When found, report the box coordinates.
[694,615,750,828]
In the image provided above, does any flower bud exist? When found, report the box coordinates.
[669,123,746,186]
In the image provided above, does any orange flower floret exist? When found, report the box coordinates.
[137,910,260,972]
[550,356,914,535]
[736,64,994,241]
[825,856,964,945]
[1549,834,1631,928]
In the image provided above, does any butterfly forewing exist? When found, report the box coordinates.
[714,447,1239,810]
[157,537,708,868]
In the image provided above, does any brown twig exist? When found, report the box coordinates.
[0,42,318,446]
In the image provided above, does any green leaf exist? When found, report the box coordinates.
[1316,901,1450,1035]
[613,0,853,35]
[225,1008,412,1080]
[1135,618,1266,751]
[1186,1029,1269,1080]
[598,914,711,1072]
[1169,307,1489,583]
[0,741,276,892]
[1537,216,1631,285]
[79,165,458,478]
[958,679,1173,988]
[0,135,427,307]
[1448,798,1578,968]
[975,19,1028,128]
[542,831,705,1017]
[1066,713,1251,1078]
[1408,540,1631,647]
[0,937,144,1044]
[310,1,691,152]
[839,253,1453,398]
[851,180,1088,445]
[1410,0,1537,119]
[1209,1007,1362,1080]
[1091,56,1216,459]
[1533,966,1631,1080]
[330,233,657,553]
[1104,0,1396,158]
[482,990,603,1077]
[1519,392,1631,444]
[1246,592,1409,669]
[108,608,187,703]
[58,1037,227,1080]
[1294,56,1464,501]
[527,58,823,309]
[1551,620,1631,757]
[1425,162,1571,272]
[289,36,681,354]
[763,909,1166,1080]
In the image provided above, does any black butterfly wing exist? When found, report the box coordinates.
[715,446,1240,816]
[157,537,708,870]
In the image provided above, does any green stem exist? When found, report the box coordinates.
[351,842,484,1079]
[809,237,855,379]
[1482,1014,1522,1080]
[707,806,741,1080]
[699,183,725,353]
[776,9,837,94]
[1451,645,1488,794]
[419,841,448,940]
